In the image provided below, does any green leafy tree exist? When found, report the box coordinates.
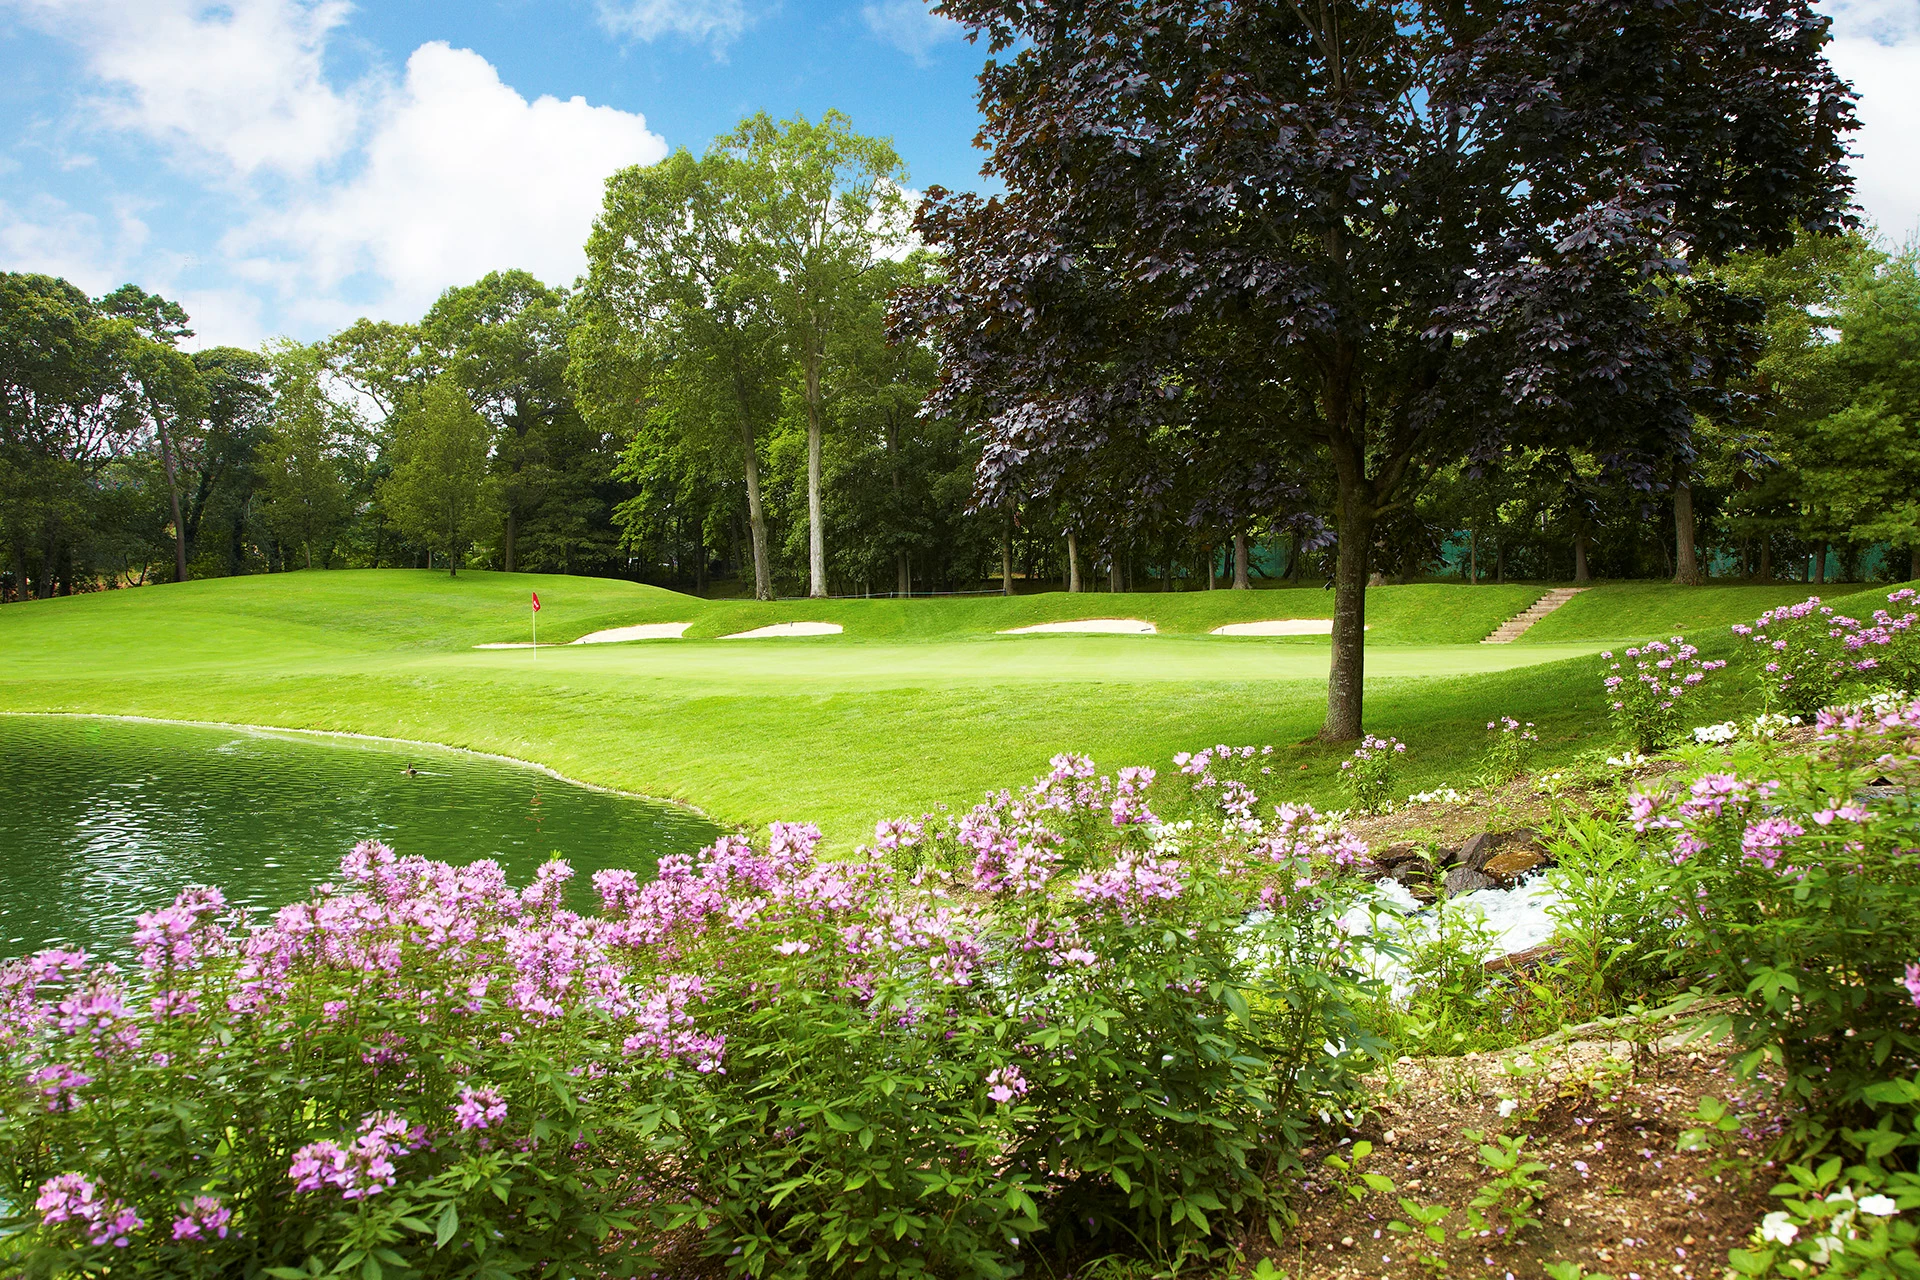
[380,377,497,575]
[724,111,910,599]
[577,146,786,599]
[258,342,355,570]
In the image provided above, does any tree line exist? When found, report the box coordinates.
[5,7,1914,649]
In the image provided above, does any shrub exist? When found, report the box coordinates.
[1481,716,1538,785]
[1340,735,1406,815]
[1600,637,1727,752]
[1626,700,1920,1137]
[1732,588,1920,717]
[0,753,1386,1279]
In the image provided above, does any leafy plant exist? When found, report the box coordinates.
[0,751,1390,1279]
[1320,1140,1397,1205]
[1600,637,1727,752]
[1386,1199,1452,1277]
[1466,1131,1549,1234]
[1732,588,1920,716]
[1481,716,1539,786]
[1340,735,1406,815]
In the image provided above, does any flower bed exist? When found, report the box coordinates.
[1,752,1387,1278]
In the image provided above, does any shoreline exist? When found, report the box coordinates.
[0,710,724,828]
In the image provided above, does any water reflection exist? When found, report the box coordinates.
[0,716,719,960]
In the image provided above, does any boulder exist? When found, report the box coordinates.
[1444,866,1494,896]
[1483,846,1545,884]
[1453,832,1495,873]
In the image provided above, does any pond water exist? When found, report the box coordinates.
[0,715,720,960]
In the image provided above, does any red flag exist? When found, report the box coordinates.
[531,591,541,612]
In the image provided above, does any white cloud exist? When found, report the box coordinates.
[0,195,148,294]
[235,42,668,324]
[595,0,750,50]
[1825,0,1920,44]
[4,0,362,179]
[862,0,958,63]
[0,2,671,344]
[1821,2,1920,242]
[1829,35,1920,242]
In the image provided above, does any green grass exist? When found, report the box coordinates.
[1515,580,1879,647]
[0,570,1876,844]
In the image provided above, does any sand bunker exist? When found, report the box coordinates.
[720,621,844,639]
[1210,620,1371,636]
[570,623,692,644]
[999,619,1157,635]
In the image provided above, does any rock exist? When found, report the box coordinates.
[1444,866,1494,895]
[1856,784,1907,804]
[1483,846,1544,883]
[1454,832,1495,872]
[1485,943,1556,974]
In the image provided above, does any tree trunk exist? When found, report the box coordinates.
[1232,533,1251,589]
[155,418,189,583]
[1494,538,1505,585]
[503,509,516,574]
[803,346,827,599]
[1109,553,1124,593]
[739,420,773,601]
[1066,530,1082,592]
[1323,470,1374,743]
[1205,545,1216,590]
[1000,521,1013,596]
[1758,539,1772,583]
[1468,529,1478,584]
[1573,530,1590,584]
[1672,461,1703,585]
[1814,543,1828,584]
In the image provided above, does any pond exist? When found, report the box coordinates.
[0,715,720,961]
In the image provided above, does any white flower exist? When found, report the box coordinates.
[1759,1211,1799,1245]
[1858,1194,1899,1217]
[1497,1098,1518,1118]
[1692,721,1739,745]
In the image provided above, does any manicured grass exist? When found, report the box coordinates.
[0,570,1870,843]
[1514,579,1879,646]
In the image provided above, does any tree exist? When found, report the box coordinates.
[0,274,145,597]
[425,271,606,573]
[380,377,497,575]
[258,343,354,569]
[577,147,786,599]
[908,0,1857,739]
[99,284,206,584]
[725,112,910,599]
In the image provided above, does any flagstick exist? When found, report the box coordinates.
[532,601,537,650]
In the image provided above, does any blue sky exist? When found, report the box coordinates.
[2,0,1917,350]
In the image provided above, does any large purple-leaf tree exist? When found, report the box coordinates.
[903,0,1856,739]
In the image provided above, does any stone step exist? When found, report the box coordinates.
[1481,587,1587,644]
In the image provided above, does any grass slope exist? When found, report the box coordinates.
[0,570,1865,843]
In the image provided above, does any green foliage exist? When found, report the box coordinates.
[1634,712,1920,1137]
[379,378,498,575]
[1543,811,1671,1003]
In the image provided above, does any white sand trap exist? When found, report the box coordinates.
[720,621,844,639]
[1210,619,1369,636]
[570,622,692,644]
[999,619,1157,635]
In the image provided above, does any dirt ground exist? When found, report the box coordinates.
[1264,1023,1788,1280]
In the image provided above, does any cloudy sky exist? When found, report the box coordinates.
[1,0,1915,350]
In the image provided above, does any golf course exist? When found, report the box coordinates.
[0,570,1872,841]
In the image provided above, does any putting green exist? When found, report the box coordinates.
[0,569,1811,843]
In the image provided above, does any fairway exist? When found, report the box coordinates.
[0,570,1866,842]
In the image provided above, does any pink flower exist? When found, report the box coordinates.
[1904,963,1920,1009]
[453,1085,507,1132]
[985,1065,1028,1104]
[36,1173,143,1247]
[171,1195,232,1242]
